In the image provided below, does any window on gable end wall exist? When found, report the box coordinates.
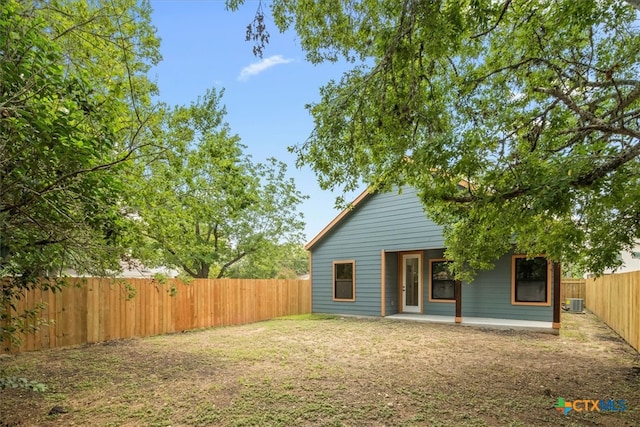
[333,260,355,301]
[429,259,455,302]
[511,255,551,306]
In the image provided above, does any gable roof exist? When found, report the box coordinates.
[305,179,471,251]
[305,188,371,250]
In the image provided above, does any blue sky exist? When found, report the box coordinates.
[149,1,363,242]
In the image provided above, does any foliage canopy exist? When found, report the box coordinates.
[0,0,160,282]
[230,0,640,278]
[1,0,161,347]
[1,0,309,349]
[130,89,308,279]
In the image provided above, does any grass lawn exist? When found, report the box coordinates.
[1,311,639,426]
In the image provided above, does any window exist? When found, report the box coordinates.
[512,256,551,306]
[333,261,355,301]
[429,259,455,302]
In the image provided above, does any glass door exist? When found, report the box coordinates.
[402,253,422,313]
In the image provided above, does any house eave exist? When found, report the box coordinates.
[305,188,372,251]
[305,178,471,251]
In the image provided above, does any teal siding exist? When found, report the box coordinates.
[423,249,455,316]
[421,251,553,321]
[310,187,554,323]
[311,187,444,316]
[384,252,399,315]
[461,253,553,321]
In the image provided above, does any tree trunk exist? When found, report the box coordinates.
[196,263,210,279]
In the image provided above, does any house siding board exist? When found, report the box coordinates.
[311,249,381,316]
[329,188,446,251]
[310,188,553,323]
[423,249,456,316]
[385,252,399,315]
[461,253,553,321]
[310,188,445,316]
[419,250,552,321]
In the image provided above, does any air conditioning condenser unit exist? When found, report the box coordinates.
[566,298,584,313]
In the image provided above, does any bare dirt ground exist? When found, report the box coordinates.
[1,311,639,426]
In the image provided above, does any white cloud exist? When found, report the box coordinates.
[238,55,294,81]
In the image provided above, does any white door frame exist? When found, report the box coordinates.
[401,252,423,313]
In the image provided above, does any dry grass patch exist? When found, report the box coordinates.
[1,312,639,426]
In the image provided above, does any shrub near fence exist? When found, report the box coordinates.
[1,278,311,354]
[586,272,640,352]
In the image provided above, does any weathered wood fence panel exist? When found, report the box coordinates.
[2,278,311,354]
[585,272,640,352]
[560,279,586,303]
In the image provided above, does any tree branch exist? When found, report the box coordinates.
[213,224,219,251]
[533,86,605,126]
[471,57,538,88]
[444,139,640,204]
[581,79,640,88]
[205,224,213,243]
[195,222,202,243]
[606,83,640,120]
[180,263,198,278]
[111,5,143,124]
[471,0,513,39]
[216,251,247,279]
[139,232,199,278]
[0,115,152,215]
[572,141,640,187]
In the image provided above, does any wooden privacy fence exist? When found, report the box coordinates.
[2,278,311,354]
[560,279,586,303]
[586,272,640,352]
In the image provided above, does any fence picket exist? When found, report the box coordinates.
[2,278,311,354]
[586,272,640,352]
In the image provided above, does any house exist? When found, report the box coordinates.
[600,243,640,275]
[305,186,562,332]
[62,260,179,279]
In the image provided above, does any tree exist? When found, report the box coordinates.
[131,89,308,279]
[1,0,160,347]
[229,0,640,278]
[227,242,309,279]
